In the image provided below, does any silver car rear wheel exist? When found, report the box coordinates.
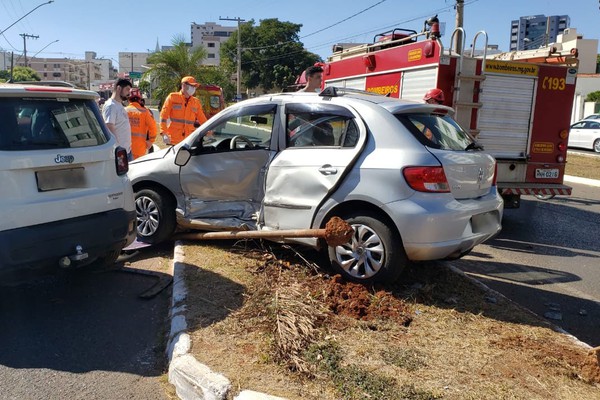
[327,213,406,283]
[134,188,176,244]
[594,139,600,153]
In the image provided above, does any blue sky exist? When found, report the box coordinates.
[1,0,598,69]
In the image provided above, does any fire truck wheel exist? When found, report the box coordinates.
[327,212,407,284]
[134,188,176,244]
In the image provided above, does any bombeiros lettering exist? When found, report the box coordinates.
[55,154,75,164]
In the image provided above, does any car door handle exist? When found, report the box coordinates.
[318,165,338,175]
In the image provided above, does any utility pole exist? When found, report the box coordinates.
[220,16,245,100]
[455,0,464,53]
[20,33,39,67]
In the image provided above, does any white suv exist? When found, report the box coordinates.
[0,83,136,270]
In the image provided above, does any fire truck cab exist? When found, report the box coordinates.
[322,17,578,208]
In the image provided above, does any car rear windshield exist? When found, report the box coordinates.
[0,97,108,151]
[396,113,475,151]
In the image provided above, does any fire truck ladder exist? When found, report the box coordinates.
[449,29,488,139]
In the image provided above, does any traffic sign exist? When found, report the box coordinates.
[129,71,142,78]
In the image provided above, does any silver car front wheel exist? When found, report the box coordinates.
[134,188,176,244]
[327,213,406,283]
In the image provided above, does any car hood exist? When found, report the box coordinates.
[130,147,172,163]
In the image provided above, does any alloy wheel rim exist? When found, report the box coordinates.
[135,196,160,237]
[335,223,384,279]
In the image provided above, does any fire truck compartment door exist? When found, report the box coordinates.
[400,67,438,102]
[477,74,535,158]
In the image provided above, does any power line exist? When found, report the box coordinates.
[240,0,388,51]
[239,0,483,67]
[301,0,387,39]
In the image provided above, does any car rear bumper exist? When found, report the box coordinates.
[0,209,136,270]
[385,190,503,261]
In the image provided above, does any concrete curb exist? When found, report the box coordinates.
[165,241,287,400]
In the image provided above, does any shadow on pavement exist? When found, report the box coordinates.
[0,242,174,376]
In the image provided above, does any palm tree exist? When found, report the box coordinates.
[145,35,208,106]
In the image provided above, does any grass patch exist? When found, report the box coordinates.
[305,341,439,400]
[566,153,600,180]
[180,241,598,400]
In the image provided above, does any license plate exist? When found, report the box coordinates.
[36,167,86,191]
[535,168,559,179]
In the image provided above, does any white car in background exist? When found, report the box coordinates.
[568,120,600,153]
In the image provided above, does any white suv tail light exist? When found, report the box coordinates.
[403,166,450,193]
[115,147,129,176]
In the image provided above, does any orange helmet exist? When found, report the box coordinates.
[423,88,444,104]
[129,88,142,102]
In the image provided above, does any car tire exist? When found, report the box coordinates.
[135,188,176,244]
[594,139,600,153]
[327,212,407,284]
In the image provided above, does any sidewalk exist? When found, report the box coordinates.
[564,174,600,187]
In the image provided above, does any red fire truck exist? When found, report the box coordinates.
[320,17,578,208]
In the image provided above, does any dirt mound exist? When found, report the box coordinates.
[323,275,413,325]
[581,347,600,384]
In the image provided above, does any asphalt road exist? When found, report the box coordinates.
[451,180,600,346]
[0,252,172,400]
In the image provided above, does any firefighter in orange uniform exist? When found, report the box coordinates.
[160,76,207,145]
[126,88,157,159]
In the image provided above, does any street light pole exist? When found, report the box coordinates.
[220,16,245,100]
[31,39,59,59]
[0,1,53,36]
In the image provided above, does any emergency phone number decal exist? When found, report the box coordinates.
[541,76,566,91]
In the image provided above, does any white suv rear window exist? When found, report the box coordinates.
[0,98,109,151]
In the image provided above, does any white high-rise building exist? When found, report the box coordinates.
[191,22,236,66]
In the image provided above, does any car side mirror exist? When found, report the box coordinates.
[174,145,192,166]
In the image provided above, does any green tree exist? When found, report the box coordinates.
[221,18,321,93]
[7,66,41,82]
[145,35,235,106]
[0,70,9,82]
[585,91,600,102]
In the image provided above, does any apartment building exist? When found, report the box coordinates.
[191,22,236,66]
[510,15,570,51]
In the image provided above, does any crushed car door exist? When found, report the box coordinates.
[178,103,277,230]
[262,102,366,230]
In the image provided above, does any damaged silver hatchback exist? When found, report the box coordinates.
[128,87,503,283]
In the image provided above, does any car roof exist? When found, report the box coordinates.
[0,82,99,99]
[264,87,454,116]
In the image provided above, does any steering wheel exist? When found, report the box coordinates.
[230,135,255,149]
